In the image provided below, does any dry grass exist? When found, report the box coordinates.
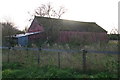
[2,40,118,73]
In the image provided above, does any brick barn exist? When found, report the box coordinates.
[27,16,108,44]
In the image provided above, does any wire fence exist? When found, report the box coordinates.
[0,46,119,54]
[1,46,119,73]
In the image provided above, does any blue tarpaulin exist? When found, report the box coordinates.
[13,31,43,46]
[18,36,28,46]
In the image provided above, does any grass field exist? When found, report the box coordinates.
[2,40,119,78]
[2,62,118,78]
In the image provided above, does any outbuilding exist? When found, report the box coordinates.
[14,31,43,46]
[27,16,108,43]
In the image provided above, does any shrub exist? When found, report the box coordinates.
[2,62,23,70]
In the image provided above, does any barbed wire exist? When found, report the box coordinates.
[0,46,119,54]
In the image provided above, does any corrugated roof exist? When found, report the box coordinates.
[14,31,43,38]
[34,16,107,32]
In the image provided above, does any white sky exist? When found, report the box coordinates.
[0,0,119,33]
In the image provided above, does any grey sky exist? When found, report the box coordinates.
[0,0,119,33]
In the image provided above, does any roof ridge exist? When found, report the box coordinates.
[35,16,96,24]
[34,16,107,32]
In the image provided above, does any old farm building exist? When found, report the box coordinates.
[14,16,108,46]
[27,16,108,42]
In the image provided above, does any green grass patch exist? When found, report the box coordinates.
[2,62,118,78]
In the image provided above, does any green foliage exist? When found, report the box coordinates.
[36,65,74,78]
[104,57,118,73]
[66,35,89,47]
[1,22,24,46]
[2,22,23,37]
[108,34,119,40]
[2,62,118,78]
[2,62,23,70]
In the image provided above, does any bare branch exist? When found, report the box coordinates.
[57,6,66,19]
[34,2,67,18]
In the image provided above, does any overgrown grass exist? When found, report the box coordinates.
[2,62,118,78]
[2,40,119,78]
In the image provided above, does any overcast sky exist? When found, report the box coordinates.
[0,0,119,33]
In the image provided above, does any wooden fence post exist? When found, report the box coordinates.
[58,52,60,68]
[82,49,87,73]
[37,47,41,65]
[26,47,29,59]
[7,47,11,63]
[26,47,28,55]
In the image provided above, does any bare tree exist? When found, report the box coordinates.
[27,2,67,44]
[34,2,67,19]
[110,27,119,34]
[52,6,66,19]
[28,2,67,22]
